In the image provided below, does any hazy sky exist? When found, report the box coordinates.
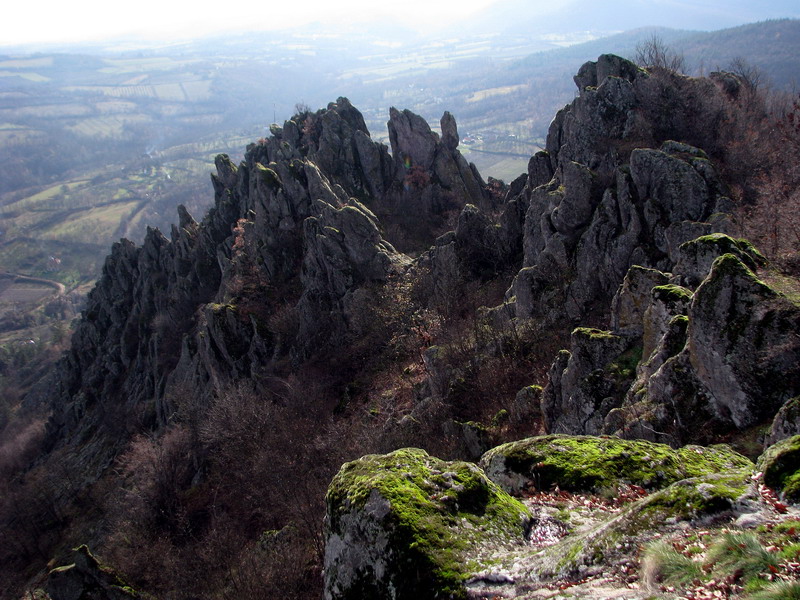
[1,0,516,46]
[3,0,796,48]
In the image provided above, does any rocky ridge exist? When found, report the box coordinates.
[39,97,487,470]
[23,54,800,599]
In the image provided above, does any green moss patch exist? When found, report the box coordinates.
[758,435,800,502]
[680,233,767,272]
[325,448,530,599]
[636,472,751,521]
[255,162,282,190]
[480,435,753,494]
[573,327,618,341]
[652,284,693,304]
[538,469,752,579]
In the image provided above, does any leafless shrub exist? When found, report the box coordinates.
[634,34,686,73]
[115,425,195,536]
[728,56,764,93]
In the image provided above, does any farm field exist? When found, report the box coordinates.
[0,274,61,304]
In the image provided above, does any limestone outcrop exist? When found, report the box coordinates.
[495,53,738,326]
[23,54,800,600]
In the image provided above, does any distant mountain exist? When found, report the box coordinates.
[461,0,800,36]
[509,19,800,89]
[675,19,800,87]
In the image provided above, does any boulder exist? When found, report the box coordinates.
[674,233,766,288]
[767,397,800,446]
[44,545,140,600]
[687,254,800,429]
[323,448,530,600]
[757,435,800,503]
[480,434,752,495]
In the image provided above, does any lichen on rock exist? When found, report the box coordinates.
[323,447,530,600]
[758,435,800,503]
[44,545,140,600]
[479,434,752,495]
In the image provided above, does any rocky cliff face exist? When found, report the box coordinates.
[543,237,800,445]
[502,56,735,325]
[41,97,487,467]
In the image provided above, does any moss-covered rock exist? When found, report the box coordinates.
[768,397,800,446]
[541,328,633,436]
[255,162,283,191]
[45,545,141,600]
[758,435,800,503]
[535,469,753,579]
[676,233,767,288]
[688,253,800,430]
[637,471,752,521]
[323,448,530,600]
[652,284,693,304]
[479,434,753,495]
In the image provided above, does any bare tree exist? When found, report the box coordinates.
[634,34,686,73]
[727,56,764,92]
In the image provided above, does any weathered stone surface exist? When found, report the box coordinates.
[641,284,692,362]
[512,127,730,322]
[767,397,800,446]
[323,448,530,600]
[674,233,766,288]
[298,198,405,351]
[388,107,438,173]
[547,68,638,173]
[757,435,800,503]
[527,151,554,188]
[440,111,459,151]
[610,266,670,336]
[503,49,736,327]
[42,99,418,471]
[687,254,800,429]
[45,545,140,600]
[510,384,543,425]
[541,328,633,435]
[632,148,713,235]
[546,245,800,446]
[453,203,504,279]
[480,434,752,495]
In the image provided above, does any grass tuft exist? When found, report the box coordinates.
[641,540,702,589]
[750,581,800,600]
[707,531,780,584]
